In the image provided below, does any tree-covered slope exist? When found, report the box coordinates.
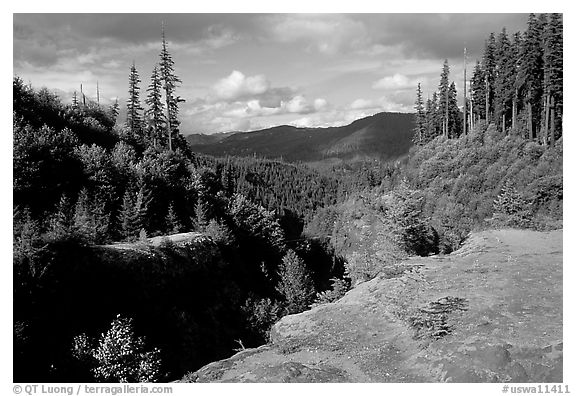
[187,112,415,163]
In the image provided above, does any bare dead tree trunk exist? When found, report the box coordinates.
[550,95,556,147]
[528,102,533,140]
[502,113,506,135]
[544,94,550,146]
[445,88,449,138]
[512,88,517,132]
[485,75,489,123]
[463,47,467,136]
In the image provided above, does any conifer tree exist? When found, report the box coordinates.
[72,91,79,109]
[494,28,514,133]
[159,24,184,152]
[424,96,436,142]
[437,60,451,138]
[413,83,426,145]
[543,13,563,145]
[482,32,497,122]
[48,194,73,239]
[470,60,486,122]
[127,62,144,139]
[518,13,545,140]
[511,31,523,132]
[276,250,316,314]
[447,82,461,138]
[119,190,136,240]
[145,65,166,149]
[109,98,120,124]
[165,202,182,234]
[73,188,96,242]
[193,198,210,232]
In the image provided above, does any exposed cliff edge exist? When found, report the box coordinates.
[187,229,563,383]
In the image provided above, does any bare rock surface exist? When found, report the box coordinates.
[189,229,562,383]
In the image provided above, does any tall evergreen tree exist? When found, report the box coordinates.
[470,60,486,122]
[437,60,451,138]
[543,13,563,145]
[127,62,144,140]
[72,91,79,109]
[511,31,524,132]
[413,83,426,145]
[494,28,515,133]
[276,250,316,314]
[447,82,461,138]
[517,13,545,140]
[109,98,120,124]
[424,96,436,142]
[145,65,166,149]
[159,24,183,152]
[482,32,497,123]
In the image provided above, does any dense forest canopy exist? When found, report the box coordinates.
[413,13,562,146]
[13,13,562,383]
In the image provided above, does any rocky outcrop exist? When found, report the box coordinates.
[188,229,562,382]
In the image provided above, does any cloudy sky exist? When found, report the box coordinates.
[13,13,530,135]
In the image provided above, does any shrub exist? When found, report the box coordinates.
[311,277,350,307]
[488,181,532,228]
[72,315,163,383]
[241,297,282,341]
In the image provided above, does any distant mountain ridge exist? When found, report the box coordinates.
[186,112,415,163]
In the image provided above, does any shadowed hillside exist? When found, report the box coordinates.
[186,112,415,163]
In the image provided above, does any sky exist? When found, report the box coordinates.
[13,13,531,135]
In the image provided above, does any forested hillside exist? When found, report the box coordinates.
[187,112,415,163]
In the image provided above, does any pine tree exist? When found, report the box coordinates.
[518,13,546,140]
[424,96,436,142]
[165,202,182,234]
[511,31,523,133]
[494,28,515,133]
[118,188,148,241]
[437,60,451,138]
[413,83,426,145]
[543,13,563,145]
[145,65,166,149]
[48,194,73,239]
[470,60,486,122]
[109,98,120,124]
[73,188,96,242]
[482,32,497,122]
[72,91,79,109]
[159,24,184,152]
[119,190,136,240]
[447,82,461,138]
[193,198,209,232]
[127,62,144,140]
[276,250,316,314]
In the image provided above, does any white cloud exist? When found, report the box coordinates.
[283,95,310,114]
[314,98,328,111]
[264,14,370,55]
[349,98,377,110]
[372,73,418,90]
[213,70,270,101]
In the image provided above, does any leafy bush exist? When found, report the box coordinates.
[72,315,163,383]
